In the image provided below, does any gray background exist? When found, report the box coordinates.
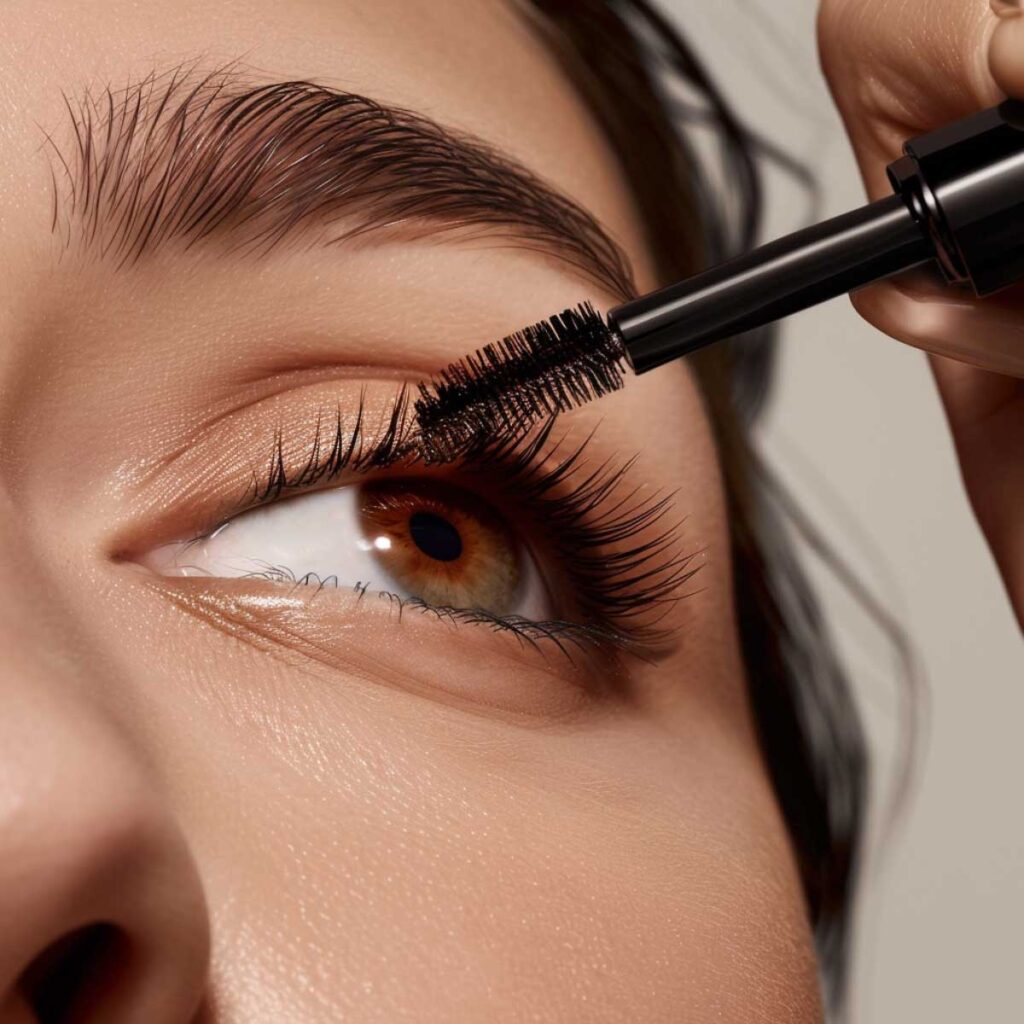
[658,1,1024,1020]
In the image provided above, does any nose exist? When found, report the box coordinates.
[0,679,210,1022]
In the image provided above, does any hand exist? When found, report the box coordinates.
[818,0,1024,629]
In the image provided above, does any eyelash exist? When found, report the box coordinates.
[217,387,699,658]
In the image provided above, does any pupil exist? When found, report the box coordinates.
[409,511,463,562]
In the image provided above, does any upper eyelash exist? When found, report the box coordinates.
[234,388,700,653]
[462,422,701,644]
[250,385,417,503]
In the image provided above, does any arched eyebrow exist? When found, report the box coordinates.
[44,64,635,299]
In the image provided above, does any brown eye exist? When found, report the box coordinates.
[357,479,530,614]
[147,476,552,621]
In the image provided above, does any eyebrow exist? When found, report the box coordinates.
[44,64,635,300]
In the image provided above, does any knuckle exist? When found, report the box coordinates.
[817,0,965,162]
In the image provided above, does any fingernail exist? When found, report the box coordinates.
[992,0,1022,19]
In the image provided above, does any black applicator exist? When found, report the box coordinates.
[415,99,1024,461]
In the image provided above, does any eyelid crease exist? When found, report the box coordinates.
[115,366,430,508]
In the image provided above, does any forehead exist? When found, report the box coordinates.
[0,0,654,291]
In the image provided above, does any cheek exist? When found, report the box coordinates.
[170,679,820,1023]
[418,718,823,1022]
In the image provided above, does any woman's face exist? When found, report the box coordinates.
[0,1,821,1019]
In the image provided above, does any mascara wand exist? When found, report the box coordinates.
[416,100,1024,461]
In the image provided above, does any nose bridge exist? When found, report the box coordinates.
[0,622,210,1019]
[0,492,130,737]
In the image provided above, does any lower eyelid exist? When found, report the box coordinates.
[139,573,630,719]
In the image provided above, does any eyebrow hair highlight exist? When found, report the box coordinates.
[45,65,635,299]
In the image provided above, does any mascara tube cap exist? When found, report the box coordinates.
[890,99,1024,295]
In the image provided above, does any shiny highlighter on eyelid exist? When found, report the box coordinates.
[143,480,551,620]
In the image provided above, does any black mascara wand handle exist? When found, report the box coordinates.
[609,99,1024,374]
[609,194,931,374]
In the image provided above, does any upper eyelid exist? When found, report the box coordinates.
[104,375,425,569]
[247,386,417,506]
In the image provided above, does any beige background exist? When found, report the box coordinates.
[658,1,1024,1020]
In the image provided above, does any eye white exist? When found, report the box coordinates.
[144,485,552,619]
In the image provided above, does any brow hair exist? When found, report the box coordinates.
[43,63,635,298]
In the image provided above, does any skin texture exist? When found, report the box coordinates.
[818,0,1024,627]
[0,2,823,1022]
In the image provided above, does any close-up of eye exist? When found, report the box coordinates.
[146,477,553,621]
[0,1,1021,1022]
[135,398,690,666]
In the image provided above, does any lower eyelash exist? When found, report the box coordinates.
[236,562,637,662]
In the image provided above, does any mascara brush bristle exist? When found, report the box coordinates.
[414,302,629,462]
